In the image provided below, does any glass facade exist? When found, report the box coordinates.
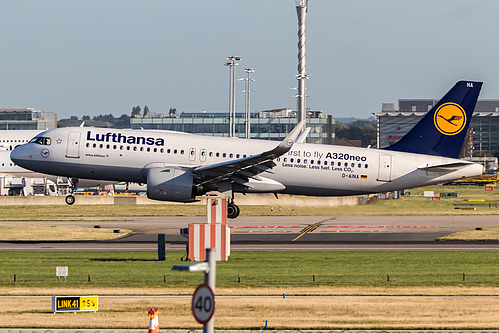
[0,108,57,130]
[130,111,334,144]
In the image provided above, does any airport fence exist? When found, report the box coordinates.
[2,272,499,287]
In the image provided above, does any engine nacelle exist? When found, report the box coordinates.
[146,167,196,202]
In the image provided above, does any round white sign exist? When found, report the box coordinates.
[191,284,215,324]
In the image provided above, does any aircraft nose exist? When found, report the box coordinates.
[10,145,31,167]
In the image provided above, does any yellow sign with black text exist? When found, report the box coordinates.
[52,296,98,313]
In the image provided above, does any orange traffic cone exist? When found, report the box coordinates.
[148,308,160,333]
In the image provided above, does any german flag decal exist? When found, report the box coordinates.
[361,175,368,180]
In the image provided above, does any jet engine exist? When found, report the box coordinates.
[146,167,196,202]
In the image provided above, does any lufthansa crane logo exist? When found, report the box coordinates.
[433,102,467,136]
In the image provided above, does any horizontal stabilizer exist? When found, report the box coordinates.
[418,162,476,173]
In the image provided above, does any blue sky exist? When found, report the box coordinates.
[1,0,498,120]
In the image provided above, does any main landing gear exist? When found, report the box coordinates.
[227,201,240,219]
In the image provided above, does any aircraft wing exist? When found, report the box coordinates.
[193,120,306,187]
[418,162,477,173]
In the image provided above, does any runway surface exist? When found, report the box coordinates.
[0,215,498,251]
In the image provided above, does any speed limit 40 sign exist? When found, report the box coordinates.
[192,284,215,324]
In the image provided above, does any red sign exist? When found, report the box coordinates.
[485,186,494,191]
[430,197,441,201]
[192,284,215,324]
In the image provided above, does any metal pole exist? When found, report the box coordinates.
[225,56,241,137]
[246,69,253,139]
[231,64,236,137]
[246,71,250,139]
[296,0,308,123]
[204,248,216,333]
[228,65,232,137]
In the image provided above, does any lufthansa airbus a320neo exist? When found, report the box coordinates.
[11,81,484,218]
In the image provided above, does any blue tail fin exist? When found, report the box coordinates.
[385,81,482,158]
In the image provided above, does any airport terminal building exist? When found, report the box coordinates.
[130,108,335,144]
[376,99,499,158]
[0,108,57,130]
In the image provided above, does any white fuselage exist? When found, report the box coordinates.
[10,127,483,197]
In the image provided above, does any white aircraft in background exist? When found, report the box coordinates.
[0,130,42,150]
[0,150,114,189]
[11,81,484,218]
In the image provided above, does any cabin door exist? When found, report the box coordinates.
[377,154,392,182]
[66,132,81,158]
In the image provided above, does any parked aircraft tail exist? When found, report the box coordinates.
[386,81,482,158]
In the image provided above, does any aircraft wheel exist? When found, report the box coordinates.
[65,195,75,205]
[227,203,240,219]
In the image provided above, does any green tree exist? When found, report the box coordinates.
[143,105,150,118]
[336,120,376,147]
[131,106,141,118]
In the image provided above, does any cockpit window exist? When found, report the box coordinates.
[29,137,51,145]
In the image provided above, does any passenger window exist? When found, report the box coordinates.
[223,153,226,158]
[216,152,220,157]
[147,147,150,152]
[365,164,369,168]
[181,150,184,154]
[324,161,327,165]
[86,143,89,147]
[174,149,177,154]
[127,146,130,151]
[304,159,307,164]
[290,158,294,163]
[93,143,97,148]
[167,149,171,153]
[99,144,103,148]
[311,160,314,164]
[236,154,240,158]
[140,147,144,152]
[297,159,300,163]
[153,148,157,153]
[229,153,233,158]
[133,146,137,151]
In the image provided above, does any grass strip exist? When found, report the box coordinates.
[438,227,499,241]
[1,296,498,329]
[0,225,131,241]
[1,251,497,289]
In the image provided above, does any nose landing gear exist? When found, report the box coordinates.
[65,177,77,205]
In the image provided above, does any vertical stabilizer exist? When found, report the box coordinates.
[386,81,482,158]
